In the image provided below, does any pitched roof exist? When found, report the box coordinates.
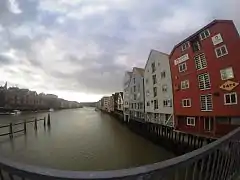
[169,20,235,57]
[133,67,145,77]
[144,49,169,69]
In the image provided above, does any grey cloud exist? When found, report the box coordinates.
[0,0,240,100]
[0,54,14,65]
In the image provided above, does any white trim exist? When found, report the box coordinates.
[181,42,190,51]
[224,92,238,105]
[215,45,228,58]
[181,80,189,89]
[187,117,195,126]
[200,29,210,40]
[182,99,191,107]
[200,94,213,111]
[178,62,187,72]
[198,73,211,90]
[204,117,213,131]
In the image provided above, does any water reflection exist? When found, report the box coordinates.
[0,108,174,171]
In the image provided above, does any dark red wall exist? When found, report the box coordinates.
[170,21,240,135]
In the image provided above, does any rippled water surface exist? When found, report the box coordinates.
[0,108,174,171]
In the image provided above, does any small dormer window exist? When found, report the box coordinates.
[200,29,210,40]
[181,42,190,51]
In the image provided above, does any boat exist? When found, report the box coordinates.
[49,108,54,112]
[12,110,21,115]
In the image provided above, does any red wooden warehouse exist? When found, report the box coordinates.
[169,20,240,138]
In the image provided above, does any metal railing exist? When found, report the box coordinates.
[0,126,239,179]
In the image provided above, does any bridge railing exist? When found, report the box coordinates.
[0,127,239,180]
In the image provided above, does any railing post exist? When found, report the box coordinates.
[9,123,13,139]
[47,114,51,127]
[34,118,38,130]
[24,120,27,134]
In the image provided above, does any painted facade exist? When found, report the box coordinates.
[123,72,132,122]
[144,50,174,127]
[169,20,240,137]
[129,67,145,119]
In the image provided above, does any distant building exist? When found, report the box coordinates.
[123,71,132,122]
[129,67,145,120]
[117,92,124,111]
[101,96,110,111]
[144,50,174,127]
[169,20,240,137]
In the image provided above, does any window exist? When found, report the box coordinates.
[153,87,157,97]
[147,101,150,106]
[145,78,148,84]
[154,100,158,110]
[181,42,190,51]
[181,80,189,89]
[200,94,213,111]
[134,94,137,100]
[163,99,172,107]
[161,71,166,78]
[133,78,135,84]
[162,85,167,92]
[204,117,214,131]
[182,99,191,107]
[215,45,228,58]
[187,117,195,126]
[146,90,150,97]
[198,73,211,90]
[151,62,156,73]
[224,92,237,105]
[152,75,157,84]
[200,29,210,40]
[133,86,136,92]
[195,53,207,70]
[192,40,201,52]
[220,67,234,80]
[178,62,187,72]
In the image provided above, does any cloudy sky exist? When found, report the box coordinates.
[0,0,239,102]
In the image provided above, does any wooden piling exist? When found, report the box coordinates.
[34,118,38,130]
[9,123,13,139]
[44,117,46,127]
[24,120,27,134]
[47,114,51,127]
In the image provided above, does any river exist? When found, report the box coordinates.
[0,108,174,171]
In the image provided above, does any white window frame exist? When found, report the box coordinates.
[204,117,213,131]
[224,92,238,105]
[220,67,234,80]
[200,94,213,111]
[198,73,211,90]
[162,84,168,92]
[181,80,189,89]
[187,117,195,126]
[215,45,228,58]
[195,53,207,70]
[182,99,191,108]
[200,29,210,40]
[178,62,187,72]
[181,42,190,51]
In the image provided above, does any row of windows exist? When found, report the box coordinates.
[181,28,217,52]
[146,85,168,97]
[180,67,234,91]
[130,103,144,109]
[186,117,213,132]
[182,92,238,110]
[178,44,228,73]
[146,99,172,109]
